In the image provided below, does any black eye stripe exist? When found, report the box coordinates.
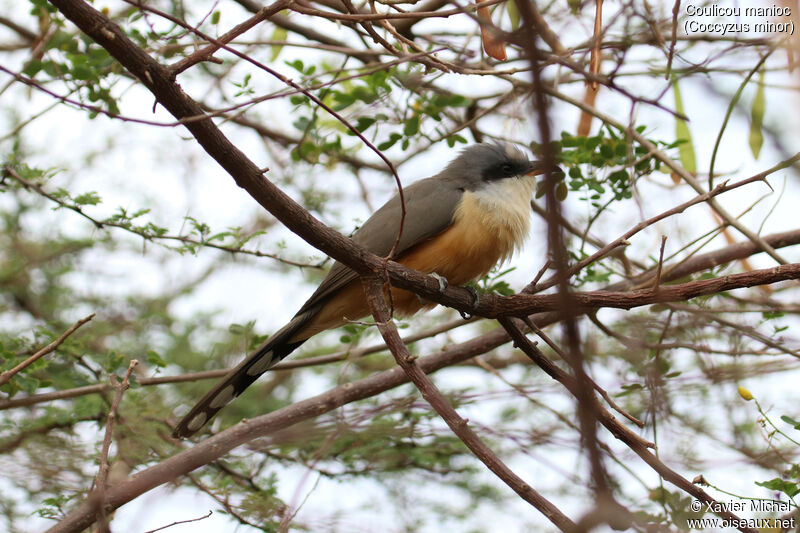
[482,160,526,181]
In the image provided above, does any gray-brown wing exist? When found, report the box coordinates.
[296,177,463,314]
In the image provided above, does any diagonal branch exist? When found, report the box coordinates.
[361,275,576,531]
[0,313,95,387]
[45,249,798,531]
[499,318,759,533]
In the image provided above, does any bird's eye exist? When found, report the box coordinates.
[501,163,514,174]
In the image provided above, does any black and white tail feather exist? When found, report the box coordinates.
[172,309,317,438]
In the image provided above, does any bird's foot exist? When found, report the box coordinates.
[429,272,449,292]
[418,273,449,305]
[458,286,481,320]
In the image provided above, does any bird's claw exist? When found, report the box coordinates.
[418,273,449,305]
[459,286,481,320]
[429,272,448,292]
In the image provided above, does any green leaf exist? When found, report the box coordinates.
[146,350,166,369]
[16,374,41,394]
[507,0,520,29]
[403,115,419,136]
[672,77,697,174]
[555,181,568,201]
[616,383,644,397]
[748,70,765,159]
[22,60,43,77]
[780,415,800,429]
[270,27,288,61]
[332,91,356,111]
[446,133,467,147]
[378,133,402,151]
[354,117,377,133]
[284,59,305,73]
[755,478,800,498]
[210,10,221,24]
[71,65,94,81]
[73,191,101,205]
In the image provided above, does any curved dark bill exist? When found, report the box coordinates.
[526,161,564,177]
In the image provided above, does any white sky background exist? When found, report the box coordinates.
[1,0,800,531]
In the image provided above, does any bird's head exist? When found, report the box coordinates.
[441,143,553,191]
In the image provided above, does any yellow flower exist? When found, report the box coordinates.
[738,386,754,401]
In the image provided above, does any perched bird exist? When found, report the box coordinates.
[173,143,547,438]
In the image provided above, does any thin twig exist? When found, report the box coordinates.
[522,317,644,428]
[665,0,680,79]
[526,166,776,295]
[170,1,295,74]
[652,235,668,293]
[0,313,95,387]
[498,318,758,532]
[143,511,213,533]
[91,359,139,533]
[542,83,795,265]
[590,0,603,91]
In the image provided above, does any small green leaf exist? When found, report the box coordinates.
[73,191,101,205]
[780,415,800,429]
[354,117,377,133]
[403,115,419,136]
[146,350,166,369]
[284,59,305,73]
[210,10,221,24]
[555,181,568,201]
[616,383,644,397]
[378,133,402,151]
[23,60,43,77]
[71,64,94,81]
[755,478,800,498]
[270,27,288,61]
[332,91,356,111]
[16,375,41,394]
[672,77,697,174]
[507,0,520,29]
[748,70,765,159]
[228,323,246,335]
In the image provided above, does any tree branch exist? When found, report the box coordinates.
[362,275,576,531]
[0,313,95,387]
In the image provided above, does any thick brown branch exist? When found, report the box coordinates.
[362,276,576,531]
[485,263,800,319]
[47,0,383,285]
[46,324,516,533]
[46,258,797,531]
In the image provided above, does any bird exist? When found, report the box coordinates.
[173,143,548,438]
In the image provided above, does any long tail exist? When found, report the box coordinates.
[172,309,316,438]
